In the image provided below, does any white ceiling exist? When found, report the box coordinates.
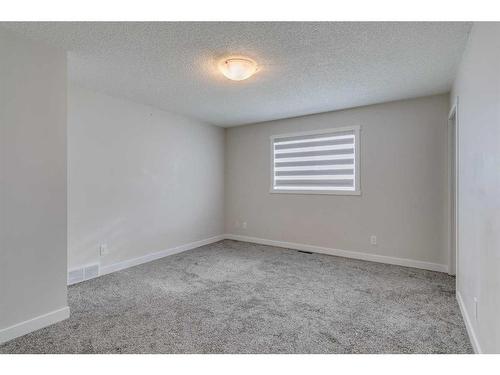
[3,22,471,127]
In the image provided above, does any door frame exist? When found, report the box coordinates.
[448,97,459,276]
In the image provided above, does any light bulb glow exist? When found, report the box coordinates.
[218,57,258,81]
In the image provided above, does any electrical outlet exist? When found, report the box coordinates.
[242,221,247,229]
[370,235,377,245]
[99,244,109,256]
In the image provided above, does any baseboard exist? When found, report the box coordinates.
[0,306,70,345]
[224,234,448,273]
[69,233,446,280]
[456,291,482,353]
[99,235,225,277]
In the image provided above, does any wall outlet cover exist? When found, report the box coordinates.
[99,244,109,256]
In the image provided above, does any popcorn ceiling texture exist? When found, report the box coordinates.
[2,22,471,126]
[0,240,472,353]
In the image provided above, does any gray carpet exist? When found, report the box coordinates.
[0,240,472,354]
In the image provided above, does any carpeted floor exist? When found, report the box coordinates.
[0,240,472,354]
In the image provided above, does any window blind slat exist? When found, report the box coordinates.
[274,143,354,154]
[276,185,355,191]
[275,138,354,150]
[275,148,354,159]
[275,154,355,163]
[275,159,354,167]
[276,169,354,176]
[276,175,354,181]
[275,179,353,187]
[275,164,354,172]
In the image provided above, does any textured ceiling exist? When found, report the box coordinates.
[3,22,471,127]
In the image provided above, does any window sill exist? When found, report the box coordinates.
[269,189,361,196]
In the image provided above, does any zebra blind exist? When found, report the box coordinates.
[271,126,360,194]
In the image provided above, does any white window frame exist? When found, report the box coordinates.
[270,125,361,195]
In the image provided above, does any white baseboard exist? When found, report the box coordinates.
[456,291,482,353]
[99,235,225,277]
[224,234,448,273]
[0,306,70,345]
[69,234,447,284]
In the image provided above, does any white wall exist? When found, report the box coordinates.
[451,22,500,353]
[225,95,450,269]
[68,85,225,271]
[0,28,68,340]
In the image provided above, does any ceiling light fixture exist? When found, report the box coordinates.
[218,57,258,81]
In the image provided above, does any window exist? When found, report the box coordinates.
[270,126,360,195]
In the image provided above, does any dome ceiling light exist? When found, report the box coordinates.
[218,57,258,81]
